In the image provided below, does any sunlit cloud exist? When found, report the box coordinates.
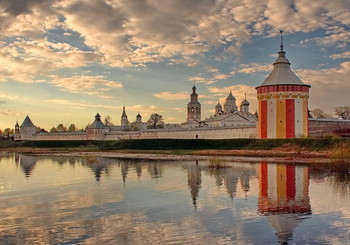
[297,62,350,113]
[50,75,123,96]
[153,92,188,101]
[237,63,271,74]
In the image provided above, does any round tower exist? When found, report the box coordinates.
[187,82,201,121]
[256,32,310,139]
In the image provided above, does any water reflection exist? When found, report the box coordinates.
[17,154,37,179]
[1,153,350,244]
[259,163,311,244]
[185,161,202,209]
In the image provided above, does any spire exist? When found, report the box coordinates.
[192,81,196,93]
[280,30,284,51]
[95,113,101,121]
[122,106,127,117]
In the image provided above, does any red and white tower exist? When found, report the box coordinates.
[256,32,310,139]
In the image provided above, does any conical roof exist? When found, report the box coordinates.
[258,38,309,88]
[21,116,35,127]
[241,99,250,106]
[89,113,106,129]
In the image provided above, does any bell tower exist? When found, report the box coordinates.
[187,82,201,122]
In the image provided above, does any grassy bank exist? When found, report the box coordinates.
[0,138,349,153]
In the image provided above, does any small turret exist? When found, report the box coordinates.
[240,93,250,113]
[215,102,222,115]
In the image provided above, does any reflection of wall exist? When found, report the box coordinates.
[258,163,311,244]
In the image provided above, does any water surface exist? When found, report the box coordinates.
[0,152,349,244]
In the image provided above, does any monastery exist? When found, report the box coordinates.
[14,36,350,141]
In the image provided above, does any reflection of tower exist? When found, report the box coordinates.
[19,155,37,178]
[148,162,163,179]
[120,161,129,183]
[86,157,109,181]
[135,163,142,179]
[187,162,202,209]
[223,168,239,199]
[258,163,311,244]
[240,168,250,196]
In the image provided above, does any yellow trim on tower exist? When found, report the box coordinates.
[276,99,286,138]
[276,165,286,200]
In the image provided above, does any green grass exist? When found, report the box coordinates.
[1,138,349,154]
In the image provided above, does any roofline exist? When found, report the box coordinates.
[255,83,311,89]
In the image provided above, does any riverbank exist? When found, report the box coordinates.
[0,138,348,165]
[1,138,349,164]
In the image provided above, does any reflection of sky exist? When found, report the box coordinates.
[0,153,350,244]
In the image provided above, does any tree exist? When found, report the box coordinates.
[67,124,76,132]
[56,124,66,132]
[85,123,91,131]
[3,128,13,138]
[310,108,332,118]
[334,106,350,120]
[104,116,113,126]
[50,127,57,133]
[147,113,164,129]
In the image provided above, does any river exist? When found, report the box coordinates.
[0,152,349,244]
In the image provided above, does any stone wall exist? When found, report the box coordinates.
[308,118,350,137]
[27,125,257,141]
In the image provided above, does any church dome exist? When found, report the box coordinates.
[241,99,250,106]
[226,91,235,100]
[215,102,222,109]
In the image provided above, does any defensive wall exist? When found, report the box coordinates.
[20,118,350,141]
[308,118,350,137]
[28,125,258,141]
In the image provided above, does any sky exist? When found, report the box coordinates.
[0,0,349,130]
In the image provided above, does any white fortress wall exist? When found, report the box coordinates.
[23,125,257,141]
[30,132,88,141]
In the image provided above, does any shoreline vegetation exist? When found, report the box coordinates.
[0,138,349,166]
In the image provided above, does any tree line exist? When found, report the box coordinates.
[310,106,350,120]
[1,113,165,139]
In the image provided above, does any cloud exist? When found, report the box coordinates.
[49,75,123,96]
[237,63,271,74]
[330,51,350,60]
[0,109,18,116]
[45,99,117,110]
[296,61,350,113]
[153,92,188,101]
[0,39,101,82]
[0,0,349,70]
